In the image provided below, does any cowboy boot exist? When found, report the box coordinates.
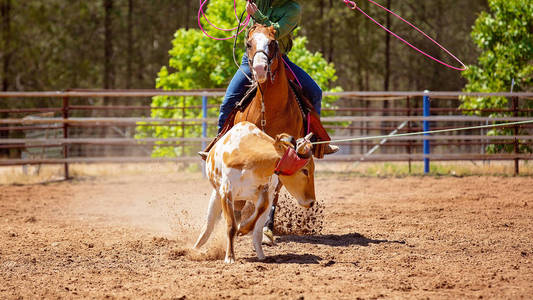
[324,143,339,155]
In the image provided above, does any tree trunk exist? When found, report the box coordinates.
[1,0,11,91]
[104,0,114,91]
[384,0,391,91]
[327,0,334,62]
[126,0,133,89]
[381,0,391,148]
[185,0,191,30]
[102,0,114,151]
[0,0,11,157]
[319,0,325,54]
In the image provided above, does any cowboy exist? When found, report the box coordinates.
[218,0,338,154]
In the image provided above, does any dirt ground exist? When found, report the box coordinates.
[1,167,533,299]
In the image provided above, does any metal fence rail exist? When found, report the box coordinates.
[1,89,532,178]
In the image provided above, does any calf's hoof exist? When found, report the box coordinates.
[237,223,253,236]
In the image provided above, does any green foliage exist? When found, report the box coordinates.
[462,0,532,110]
[461,0,532,153]
[136,0,341,157]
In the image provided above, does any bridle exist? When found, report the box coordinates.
[245,30,280,131]
[247,39,280,83]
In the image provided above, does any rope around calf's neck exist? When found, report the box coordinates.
[311,120,533,145]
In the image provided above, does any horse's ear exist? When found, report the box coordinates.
[268,25,277,37]
[248,24,258,36]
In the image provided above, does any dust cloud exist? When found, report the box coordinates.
[65,165,226,261]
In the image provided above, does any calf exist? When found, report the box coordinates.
[193,121,315,263]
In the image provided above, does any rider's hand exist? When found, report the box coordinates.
[246,1,258,16]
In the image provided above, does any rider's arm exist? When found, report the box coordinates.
[252,2,301,40]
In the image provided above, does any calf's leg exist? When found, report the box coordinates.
[238,185,269,236]
[220,188,237,264]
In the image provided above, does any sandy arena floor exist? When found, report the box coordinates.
[1,168,532,299]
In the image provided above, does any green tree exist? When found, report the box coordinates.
[461,0,532,153]
[137,0,341,157]
[462,0,532,105]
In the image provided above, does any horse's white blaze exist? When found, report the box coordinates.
[252,32,269,83]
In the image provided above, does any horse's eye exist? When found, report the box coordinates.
[246,42,252,49]
[302,169,309,176]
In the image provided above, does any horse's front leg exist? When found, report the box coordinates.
[252,186,273,261]
[262,181,283,245]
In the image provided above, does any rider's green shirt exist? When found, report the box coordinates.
[250,0,301,54]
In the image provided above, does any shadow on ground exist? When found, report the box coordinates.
[246,253,323,264]
[276,232,406,247]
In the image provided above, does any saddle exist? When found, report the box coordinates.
[201,66,332,159]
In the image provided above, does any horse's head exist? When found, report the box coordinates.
[273,133,316,209]
[246,24,280,84]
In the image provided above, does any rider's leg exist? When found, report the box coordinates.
[218,53,253,132]
[282,55,322,115]
[282,56,338,157]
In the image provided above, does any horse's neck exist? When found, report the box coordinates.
[257,64,290,110]
[254,63,304,138]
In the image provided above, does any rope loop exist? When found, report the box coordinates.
[197,0,250,41]
[344,0,467,71]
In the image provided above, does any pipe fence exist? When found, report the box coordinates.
[1,89,532,178]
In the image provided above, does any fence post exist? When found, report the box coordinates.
[62,95,70,180]
[423,90,430,174]
[406,96,412,174]
[201,95,208,177]
[512,96,519,175]
[202,96,208,151]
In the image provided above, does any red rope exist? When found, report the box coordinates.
[343,0,467,71]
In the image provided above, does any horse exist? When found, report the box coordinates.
[233,24,305,140]
[202,24,332,243]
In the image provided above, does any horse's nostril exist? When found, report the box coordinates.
[263,65,267,71]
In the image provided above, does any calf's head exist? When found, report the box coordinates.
[273,133,316,208]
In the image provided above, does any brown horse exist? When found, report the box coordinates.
[203,24,333,157]
[233,25,305,140]
[201,24,333,243]
[232,24,334,157]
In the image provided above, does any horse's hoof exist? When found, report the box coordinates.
[262,227,275,246]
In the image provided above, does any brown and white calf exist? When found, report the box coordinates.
[193,121,315,263]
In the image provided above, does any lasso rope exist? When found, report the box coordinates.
[198,0,467,70]
[343,0,467,71]
[197,0,250,41]
[312,120,533,145]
